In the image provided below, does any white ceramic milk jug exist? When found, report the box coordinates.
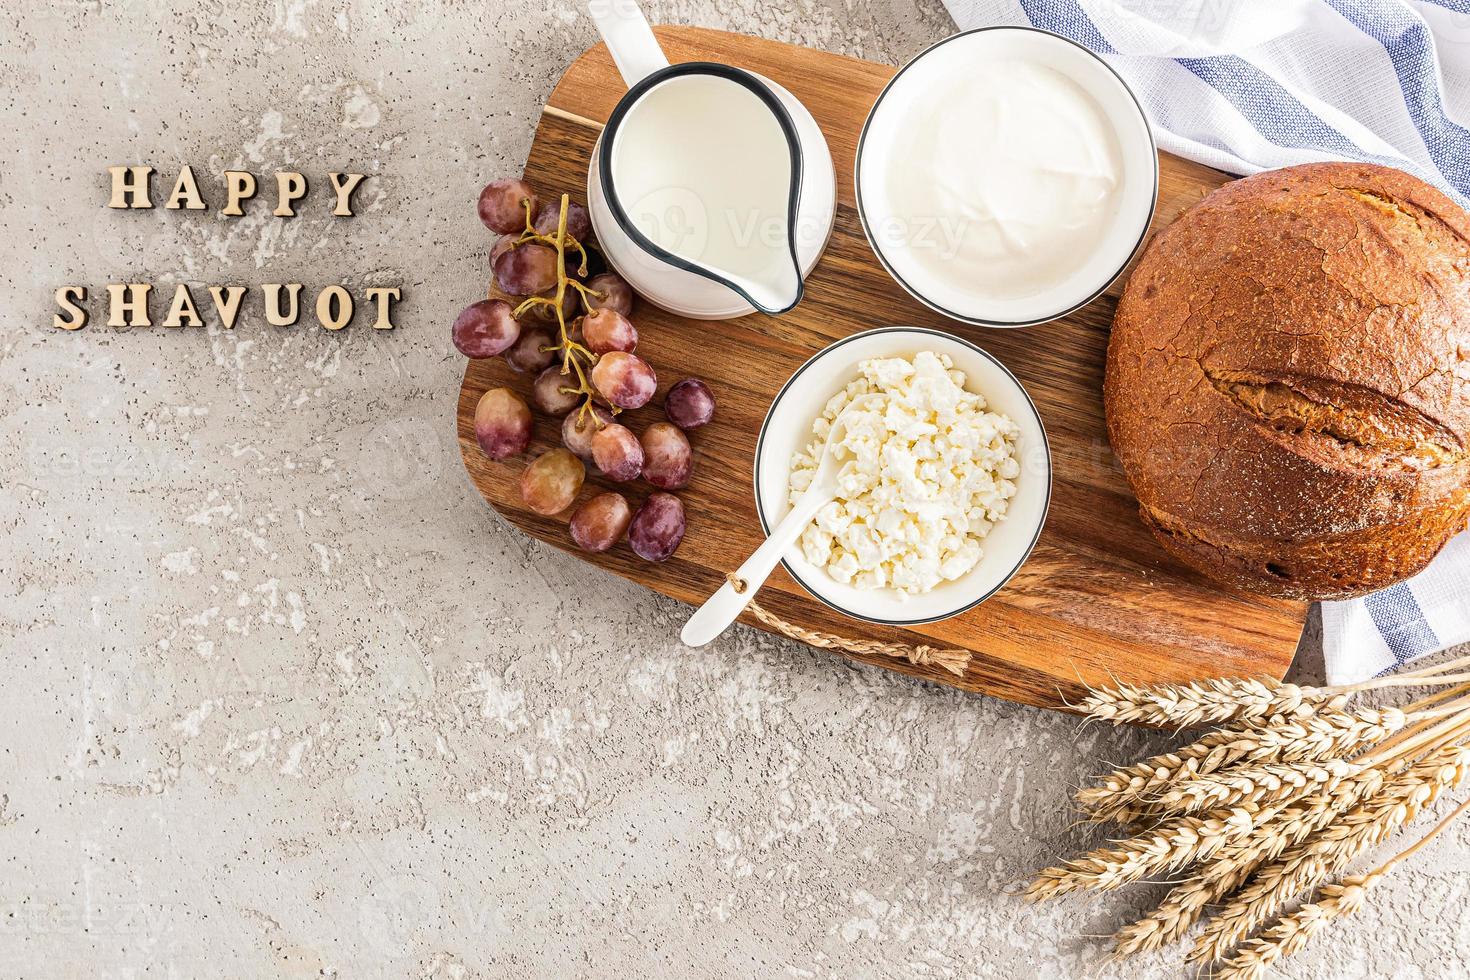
[586,1,835,319]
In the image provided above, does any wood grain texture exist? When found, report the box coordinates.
[457,26,1308,710]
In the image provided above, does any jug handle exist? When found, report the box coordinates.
[587,0,670,88]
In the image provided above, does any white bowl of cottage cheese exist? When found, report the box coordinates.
[755,327,1051,626]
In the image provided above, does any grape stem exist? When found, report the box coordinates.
[507,193,612,427]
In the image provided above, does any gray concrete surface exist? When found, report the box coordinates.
[0,1,1466,977]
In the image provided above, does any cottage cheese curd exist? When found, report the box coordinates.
[788,351,1020,596]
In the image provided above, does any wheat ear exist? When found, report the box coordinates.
[1148,759,1357,815]
[1110,766,1388,957]
[1027,803,1274,901]
[1077,754,1210,823]
[1078,678,1342,728]
[1188,744,1470,965]
[1246,706,1406,762]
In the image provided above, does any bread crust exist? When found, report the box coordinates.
[1105,162,1470,600]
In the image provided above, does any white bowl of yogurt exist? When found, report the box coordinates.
[856,27,1158,327]
[754,327,1052,626]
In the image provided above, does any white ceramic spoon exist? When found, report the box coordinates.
[681,395,882,647]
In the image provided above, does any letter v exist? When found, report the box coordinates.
[209,286,247,329]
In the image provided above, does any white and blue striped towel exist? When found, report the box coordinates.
[942,0,1470,682]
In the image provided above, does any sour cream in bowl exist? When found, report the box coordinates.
[754,327,1051,626]
[856,27,1157,327]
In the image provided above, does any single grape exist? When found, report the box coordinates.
[494,243,558,296]
[590,351,657,409]
[561,403,614,460]
[531,202,558,236]
[629,492,686,562]
[478,178,537,235]
[640,422,692,489]
[452,298,521,359]
[504,326,556,374]
[664,378,716,429]
[582,272,634,316]
[591,423,644,482]
[569,492,632,553]
[532,200,593,242]
[532,366,583,416]
[568,203,594,243]
[520,448,584,516]
[582,308,638,354]
[474,388,533,461]
[489,233,518,269]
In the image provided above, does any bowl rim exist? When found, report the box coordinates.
[853,25,1160,329]
[753,325,1053,626]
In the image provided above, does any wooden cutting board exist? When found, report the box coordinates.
[457,25,1308,710]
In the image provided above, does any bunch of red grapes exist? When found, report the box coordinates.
[454,177,718,563]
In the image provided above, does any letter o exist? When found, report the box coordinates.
[315,286,354,331]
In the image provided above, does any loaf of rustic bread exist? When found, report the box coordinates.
[1105,162,1470,600]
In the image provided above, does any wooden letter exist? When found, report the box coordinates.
[107,284,153,327]
[107,166,154,209]
[208,286,247,329]
[262,283,303,326]
[165,166,207,211]
[365,287,401,330]
[163,283,204,327]
[53,286,88,330]
[274,172,308,217]
[223,171,257,216]
[328,173,367,216]
[315,285,353,331]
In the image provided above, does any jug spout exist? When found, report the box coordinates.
[718,252,804,315]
